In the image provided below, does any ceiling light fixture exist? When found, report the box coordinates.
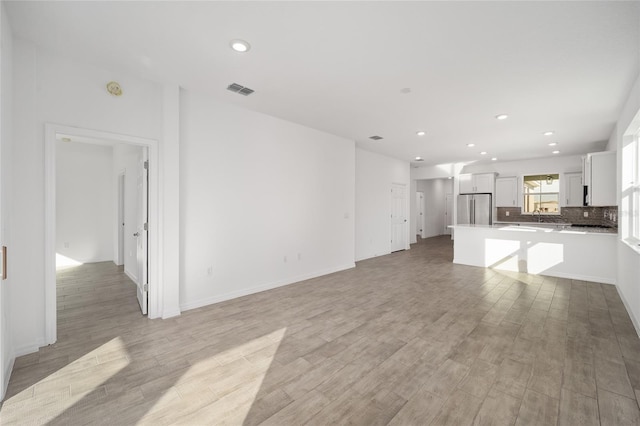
[491,157,497,161]
[415,156,424,161]
[467,143,475,148]
[480,151,487,155]
[230,39,251,53]
[543,131,554,136]
[495,114,508,120]
[552,150,560,154]
[106,81,122,97]
[548,142,557,147]
[416,131,425,136]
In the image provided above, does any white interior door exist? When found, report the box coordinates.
[136,149,148,315]
[444,193,453,235]
[391,183,407,252]
[117,173,125,265]
[416,192,424,237]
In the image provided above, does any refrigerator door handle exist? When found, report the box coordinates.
[471,198,475,225]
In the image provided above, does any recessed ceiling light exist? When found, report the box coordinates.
[548,142,557,146]
[491,157,497,161]
[230,39,251,53]
[480,151,488,155]
[467,143,475,148]
[552,150,560,154]
[495,114,508,120]
[415,156,424,161]
[416,131,425,136]
[543,131,554,136]
[448,177,452,180]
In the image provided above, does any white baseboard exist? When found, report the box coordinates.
[180,263,356,312]
[13,338,46,358]
[162,309,181,319]
[355,252,391,262]
[617,285,640,338]
[1,355,15,401]
[542,271,616,285]
[124,269,138,285]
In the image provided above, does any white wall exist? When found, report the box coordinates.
[356,148,410,261]
[11,38,168,354]
[56,141,114,264]
[0,1,13,400]
[613,72,640,334]
[113,144,143,280]
[179,90,355,310]
[416,178,453,238]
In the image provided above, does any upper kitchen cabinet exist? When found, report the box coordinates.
[585,151,616,206]
[459,173,495,194]
[496,177,518,207]
[563,172,583,207]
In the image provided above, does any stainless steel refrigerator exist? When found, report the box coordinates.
[457,193,492,225]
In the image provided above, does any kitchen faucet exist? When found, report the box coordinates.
[534,209,542,223]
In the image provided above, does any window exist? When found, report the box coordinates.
[522,174,560,214]
[622,128,640,243]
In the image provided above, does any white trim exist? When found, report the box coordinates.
[124,268,138,286]
[13,339,46,358]
[180,263,356,312]
[617,279,640,338]
[45,124,162,346]
[537,271,616,285]
[1,355,14,401]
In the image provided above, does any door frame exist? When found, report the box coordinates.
[44,123,160,345]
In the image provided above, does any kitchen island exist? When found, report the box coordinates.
[451,224,617,284]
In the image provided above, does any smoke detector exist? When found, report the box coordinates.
[106,81,123,97]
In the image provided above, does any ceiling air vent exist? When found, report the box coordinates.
[369,135,383,141]
[227,83,255,96]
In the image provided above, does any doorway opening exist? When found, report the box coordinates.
[415,178,454,239]
[44,124,159,345]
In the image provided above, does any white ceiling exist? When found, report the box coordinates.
[6,1,640,166]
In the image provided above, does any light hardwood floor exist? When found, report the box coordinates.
[1,236,640,425]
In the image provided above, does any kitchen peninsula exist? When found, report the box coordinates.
[451,223,617,284]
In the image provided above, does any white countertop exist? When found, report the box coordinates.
[450,223,617,235]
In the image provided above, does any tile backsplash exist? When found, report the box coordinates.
[496,206,618,228]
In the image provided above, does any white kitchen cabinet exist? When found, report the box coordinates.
[564,172,583,207]
[495,177,518,207]
[587,151,616,206]
[459,173,495,194]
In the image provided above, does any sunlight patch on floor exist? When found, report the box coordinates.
[56,253,84,270]
[142,328,288,424]
[0,337,130,423]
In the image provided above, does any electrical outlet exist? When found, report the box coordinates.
[584,211,588,218]
[207,266,213,276]
[283,256,287,263]
[506,211,510,217]
[64,242,70,248]
[297,253,302,261]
